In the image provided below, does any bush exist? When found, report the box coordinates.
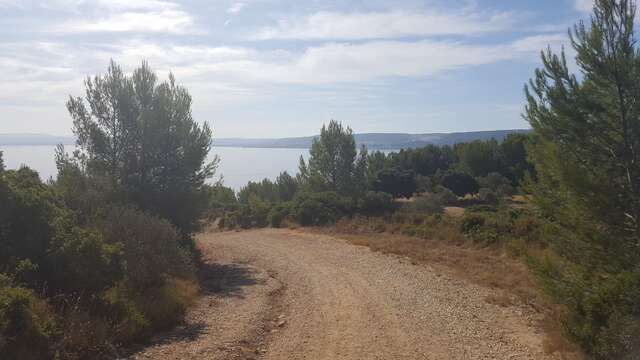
[0,282,54,360]
[291,191,354,226]
[358,191,396,215]
[400,194,444,215]
[434,186,458,205]
[460,213,486,234]
[203,184,237,218]
[440,172,479,196]
[371,169,416,198]
[478,187,499,204]
[268,202,292,228]
[100,207,195,290]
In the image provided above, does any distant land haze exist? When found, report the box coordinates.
[0,133,75,146]
[0,129,530,149]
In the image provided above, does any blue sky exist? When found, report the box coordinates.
[0,0,593,137]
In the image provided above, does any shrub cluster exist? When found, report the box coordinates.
[0,167,199,359]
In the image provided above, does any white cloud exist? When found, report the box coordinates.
[211,41,513,84]
[252,10,515,40]
[0,0,20,8]
[49,0,196,34]
[512,34,570,54]
[92,0,180,11]
[227,2,246,14]
[575,0,594,12]
[54,9,194,33]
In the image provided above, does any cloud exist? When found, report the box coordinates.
[99,36,559,86]
[212,41,514,84]
[575,0,594,12]
[50,0,196,34]
[252,10,516,40]
[56,10,194,33]
[0,32,570,105]
[227,2,246,14]
[0,0,19,8]
[512,34,570,54]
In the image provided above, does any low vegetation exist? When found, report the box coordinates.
[0,62,213,358]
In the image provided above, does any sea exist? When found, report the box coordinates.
[0,145,310,191]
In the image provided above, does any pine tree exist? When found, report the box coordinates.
[66,61,217,235]
[524,0,640,357]
[299,120,363,194]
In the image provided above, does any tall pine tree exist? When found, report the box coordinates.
[525,0,640,357]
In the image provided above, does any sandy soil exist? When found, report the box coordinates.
[128,228,560,360]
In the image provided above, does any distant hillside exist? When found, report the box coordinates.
[215,129,531,150]
[0,133,75,146]
[1,130,531,149]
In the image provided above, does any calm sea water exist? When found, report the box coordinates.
[0,145,309,191]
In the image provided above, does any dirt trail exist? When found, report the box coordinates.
[129,228,558,360]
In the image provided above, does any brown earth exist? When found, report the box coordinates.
[128,228,571,360]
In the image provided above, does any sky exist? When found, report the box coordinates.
[0,0,595,138]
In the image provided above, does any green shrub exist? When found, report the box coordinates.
[100,207,195,291]
[478,187,499,204]
[292,191,354,226]
[358,191,396,215]
[0,283,54,360]
[268,202,292,227]
[434,186,458,205]
[440,171,479,196]
[460,213,486,234]
[400,194,443,215]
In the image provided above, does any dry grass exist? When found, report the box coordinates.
[443,206,465,217]
[310,217,584,360]
[141,277,200,330]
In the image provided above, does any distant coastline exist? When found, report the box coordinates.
[1,129,530,149]
[0,133,75,146]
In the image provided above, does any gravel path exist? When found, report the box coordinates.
[129,228,558,360]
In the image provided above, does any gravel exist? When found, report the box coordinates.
[130,228,561,360]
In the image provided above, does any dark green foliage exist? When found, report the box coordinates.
[291,192,354,226]
[268,202,292,227]
[238,179,280,204]
[99,207,194,290]
[0,167,59,281]
[299,120,365,195]
[0,165,200,358]
[500,134,534,184]
[477,172,513,193]
[478,188,499,204]
[358,191,396,216]
[276,171,298,201]
[440,172,479,196]
[371,168,416,198]
[0,61,208,358]
[48,227,122,295]
[434,186,458,205]
[0,282,53,360]
[454,139,503,177]
[386,145,455,176]
[524,1,640,356]
[223,196,271,229]
[67,61,216,235]
[400,194,444,215]
[203,183,238,218]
